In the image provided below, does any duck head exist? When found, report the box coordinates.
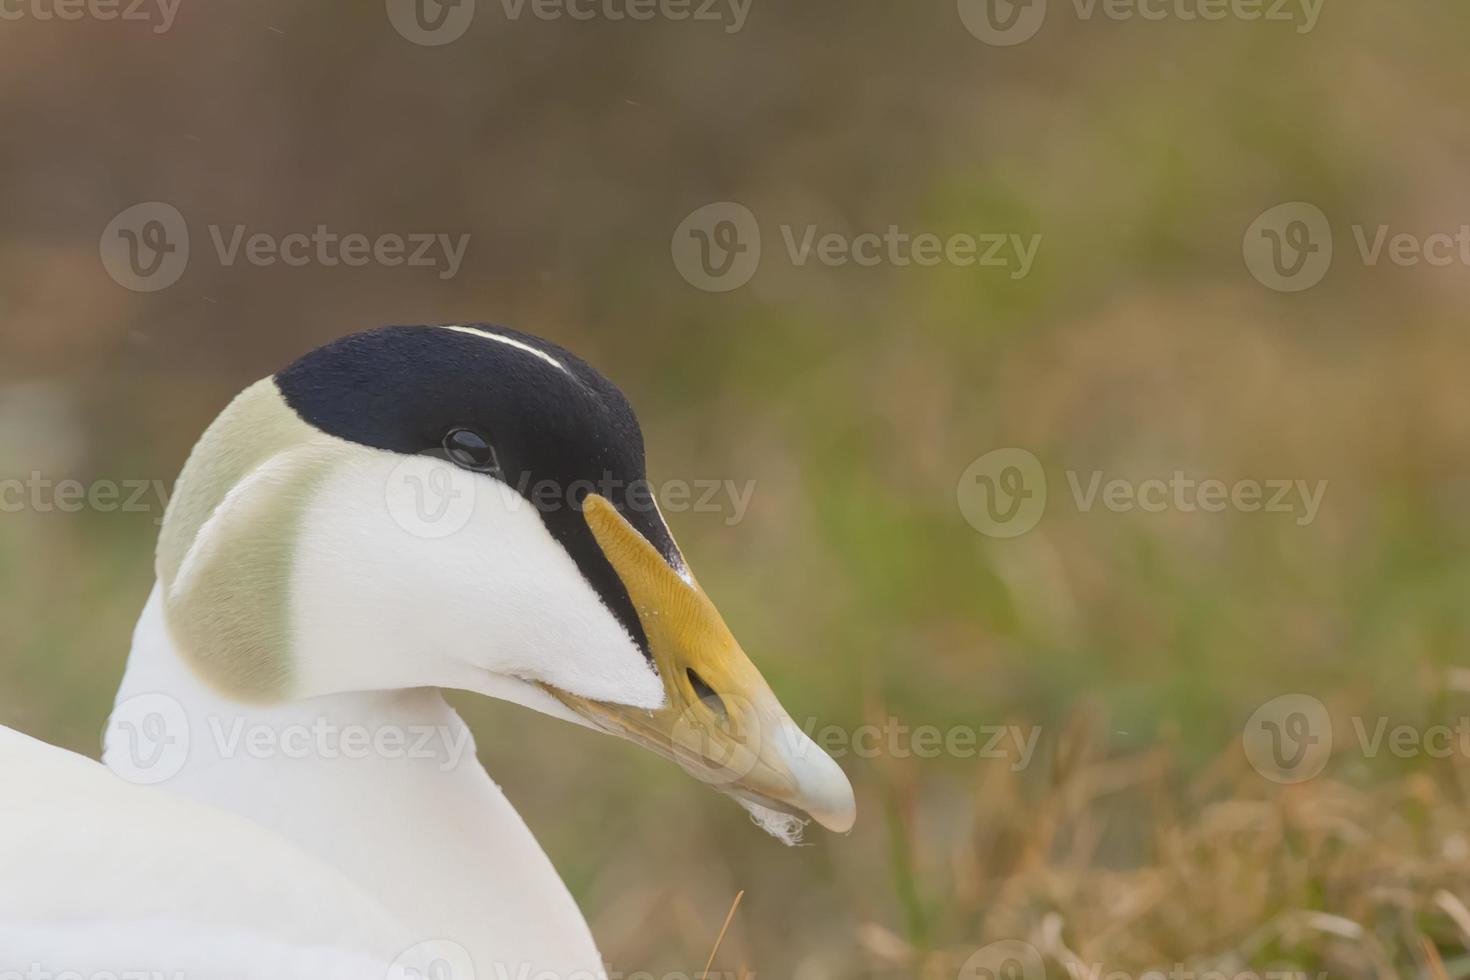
[154,324,855,838]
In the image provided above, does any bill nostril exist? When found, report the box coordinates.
[686,668,727,719]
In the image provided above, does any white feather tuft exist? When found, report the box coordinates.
[738,798,809,846]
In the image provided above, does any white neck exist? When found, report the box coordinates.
[109,584,605,975]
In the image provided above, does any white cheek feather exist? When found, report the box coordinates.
[289,448,666,710]
[169,448,311,604]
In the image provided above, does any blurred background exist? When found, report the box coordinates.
[4,2,1470,977]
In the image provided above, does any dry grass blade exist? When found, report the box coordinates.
[701,889,745,980]
[1435,891,1470,951]
[1423,935,1450,980]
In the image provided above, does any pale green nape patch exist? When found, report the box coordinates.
[157,379,347,702]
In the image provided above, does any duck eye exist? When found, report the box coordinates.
[443,427,499,474]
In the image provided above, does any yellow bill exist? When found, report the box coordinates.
[543,493,855,834]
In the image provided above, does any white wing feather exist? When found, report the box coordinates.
[0,726,424,977]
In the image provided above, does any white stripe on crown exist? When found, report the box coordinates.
[439,325,572,375]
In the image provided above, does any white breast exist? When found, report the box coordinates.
[0,725,416,977]
[101,584,607,974]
